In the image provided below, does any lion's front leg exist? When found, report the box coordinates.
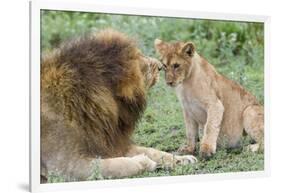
[99,155,157,178]
[126,145,197,169]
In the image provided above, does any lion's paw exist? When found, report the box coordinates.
[175,155,197,165]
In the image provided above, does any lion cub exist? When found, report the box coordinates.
[155,39,264,158]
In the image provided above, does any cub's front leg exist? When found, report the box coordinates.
[178,111,198,155]
[200,99,224,159]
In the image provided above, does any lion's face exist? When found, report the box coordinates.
[140,55,162,89]
[154,39,195,87]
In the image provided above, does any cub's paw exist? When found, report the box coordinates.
[245,144,262,153]
[200,143,215,160]
[177,145,196,155]
[175,155,197,165]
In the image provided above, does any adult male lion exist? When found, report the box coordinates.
[41,30,196,182]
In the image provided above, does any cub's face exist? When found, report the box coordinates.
[154,39,195,87]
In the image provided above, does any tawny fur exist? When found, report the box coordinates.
[155,39,264,158]
[41,30,196,183]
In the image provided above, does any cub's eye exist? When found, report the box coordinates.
[173,63,180,69]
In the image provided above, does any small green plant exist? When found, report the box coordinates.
[87,158,104,181]
[47,172,68,183]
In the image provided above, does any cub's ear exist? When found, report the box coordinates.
[154,39,168,55]
[181,42,195,57]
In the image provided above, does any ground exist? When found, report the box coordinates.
[42,10,264,183]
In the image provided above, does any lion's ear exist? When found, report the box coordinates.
[181,42,195,57]
[154,39,168,56]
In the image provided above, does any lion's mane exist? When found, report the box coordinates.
[41,30,147,160]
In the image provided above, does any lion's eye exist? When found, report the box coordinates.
[174,63,180,69]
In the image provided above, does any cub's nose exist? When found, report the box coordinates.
[166,81,173,86]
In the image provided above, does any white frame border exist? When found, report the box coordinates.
[30,0,271,192]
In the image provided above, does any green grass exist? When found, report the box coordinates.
[131,73,264,179]
[41,10,264,183]
[132,150,264,178]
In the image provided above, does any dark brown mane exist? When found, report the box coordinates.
[41,29,147,158]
